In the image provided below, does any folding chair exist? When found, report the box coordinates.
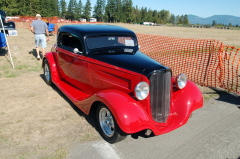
[47,23,55,36]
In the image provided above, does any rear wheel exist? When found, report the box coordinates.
[43,59,52,86]
[97,104,127,143]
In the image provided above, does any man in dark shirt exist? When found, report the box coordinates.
[30,14,49,60]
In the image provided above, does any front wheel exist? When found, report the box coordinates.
[97,104,127,143]
[43,59,52,86]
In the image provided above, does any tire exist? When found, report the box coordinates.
[97,104,127,143]
[43,59,52,86]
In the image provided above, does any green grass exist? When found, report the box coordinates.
[16,64,30,70]
[46,148,68,159]
[0,59,42,78]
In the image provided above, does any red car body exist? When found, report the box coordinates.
[43,24,203,143]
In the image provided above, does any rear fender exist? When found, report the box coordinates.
[43,52,59,83]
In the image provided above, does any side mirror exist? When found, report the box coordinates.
[73,48,83,54]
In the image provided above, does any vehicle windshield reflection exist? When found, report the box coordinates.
[86,36,136,49]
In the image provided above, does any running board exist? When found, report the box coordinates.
[54,80,91,102]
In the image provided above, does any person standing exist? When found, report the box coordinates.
[30,14,49,60]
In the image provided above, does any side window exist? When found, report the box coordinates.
[59,32,83,53]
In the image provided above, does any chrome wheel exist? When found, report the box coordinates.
[43,60,52,86]
[44,62,50,82]
[97,104,127,143]
[99,107,115,137]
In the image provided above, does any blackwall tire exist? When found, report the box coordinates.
[43,59,52,86]
[97,104,127,143]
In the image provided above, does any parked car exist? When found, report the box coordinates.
[0,10,16,30]
[42,24,203,143]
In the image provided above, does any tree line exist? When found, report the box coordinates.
[212,20,239,28]
[0,0,189,25]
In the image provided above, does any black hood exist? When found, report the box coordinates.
[89,51,170,77]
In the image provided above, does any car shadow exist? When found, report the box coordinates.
[211,88,240,107]
[39,74,97,128]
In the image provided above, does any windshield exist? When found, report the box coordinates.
[86,36,137,49]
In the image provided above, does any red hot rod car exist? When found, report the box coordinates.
[42,24,203,143]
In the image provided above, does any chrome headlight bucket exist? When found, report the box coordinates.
[135,82,149,100]
[176,73,187,89]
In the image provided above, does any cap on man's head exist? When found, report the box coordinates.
[36,14,41,18]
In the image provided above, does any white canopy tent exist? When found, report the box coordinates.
[0,13,14,68]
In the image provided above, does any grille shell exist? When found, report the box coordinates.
[149,70,171,123]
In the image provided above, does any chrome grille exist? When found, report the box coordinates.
[149,70,171,123]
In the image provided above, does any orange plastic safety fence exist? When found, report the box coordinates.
[10,16,103,24]
[136,33,239,95]
[219,46,240,94]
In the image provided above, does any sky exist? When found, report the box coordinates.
[66,0,240,18]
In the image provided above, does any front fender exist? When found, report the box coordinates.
[93,90,154,134]
[171,80,203,126]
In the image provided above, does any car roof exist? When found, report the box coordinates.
[58,24,136,37]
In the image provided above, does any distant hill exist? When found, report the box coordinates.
[188,15,240,25]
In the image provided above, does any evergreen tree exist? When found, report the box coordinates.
[60,0,67,19]
[39,0,51,17]
[212,20,216,26]
[132,6,141,23]
[27,0,41,16]
[183,14,189,25]
[0,0,19,15]
[0,0,190,24]
[66,0,73,19]
[37,0,58,17]
[169,14,175,24]
[93,0,105,22]
[66,0,78,20]
[76,0,83,20]
[140,7,147,22]
[122,0,133,23]
[159,10,170,24]
[83,0,92,21]
[105,0,116,22]
[175,15,180,24]
[115,0,122,22]
[146,8,153,23]
[72,0,78,19]
[152,10,159,23]
[50,0,59,16]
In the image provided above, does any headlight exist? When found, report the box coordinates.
[176,73,187,89]
[135,82,149,100]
